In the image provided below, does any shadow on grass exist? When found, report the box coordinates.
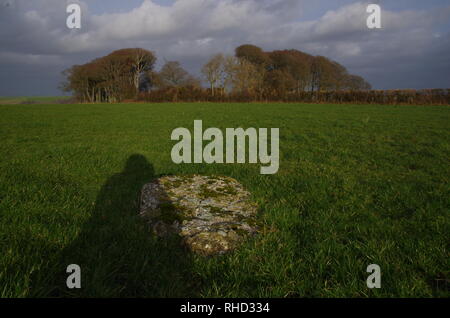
[30,154,199,297]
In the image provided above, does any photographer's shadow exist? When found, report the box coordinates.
[43,154,199,297]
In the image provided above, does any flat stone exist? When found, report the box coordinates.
[139,175,259,256]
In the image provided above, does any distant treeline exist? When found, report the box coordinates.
[62,45,449,105]
[137,88,450,105]
[62,45,371,103]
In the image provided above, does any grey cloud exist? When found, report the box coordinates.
[0,0,449,95]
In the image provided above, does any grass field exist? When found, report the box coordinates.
[0,102,448,298]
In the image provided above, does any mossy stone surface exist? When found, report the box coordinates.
[140,175,259,256]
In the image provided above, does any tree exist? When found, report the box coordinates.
[62,48,156,103]
[266,69,295,96]
[156,61,198,88]
[98,54,132,102]
[201,54,226,96]
[107,48,156,96]
[269,50,311,93]
[346,75,372,90]
[235,44,269,67]
[284,50,312,93]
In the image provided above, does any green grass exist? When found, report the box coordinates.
[0,102,448,298]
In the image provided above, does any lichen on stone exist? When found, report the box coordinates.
[139,175,259,256]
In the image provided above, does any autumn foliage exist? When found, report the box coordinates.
[61,48,156,103]
[63,45,449,105]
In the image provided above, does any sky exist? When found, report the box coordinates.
[0,0,449,96]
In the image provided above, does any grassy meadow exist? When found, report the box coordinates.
[0,102,448,298]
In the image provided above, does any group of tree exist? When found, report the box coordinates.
[62,48,203,103]
[61,48,156,103]
[201,45,371,98]
[62,45,372,103]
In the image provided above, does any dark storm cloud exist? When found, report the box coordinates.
[0,0,449,96]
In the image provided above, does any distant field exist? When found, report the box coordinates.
[0,102,448,298]
[0,96,70,105]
